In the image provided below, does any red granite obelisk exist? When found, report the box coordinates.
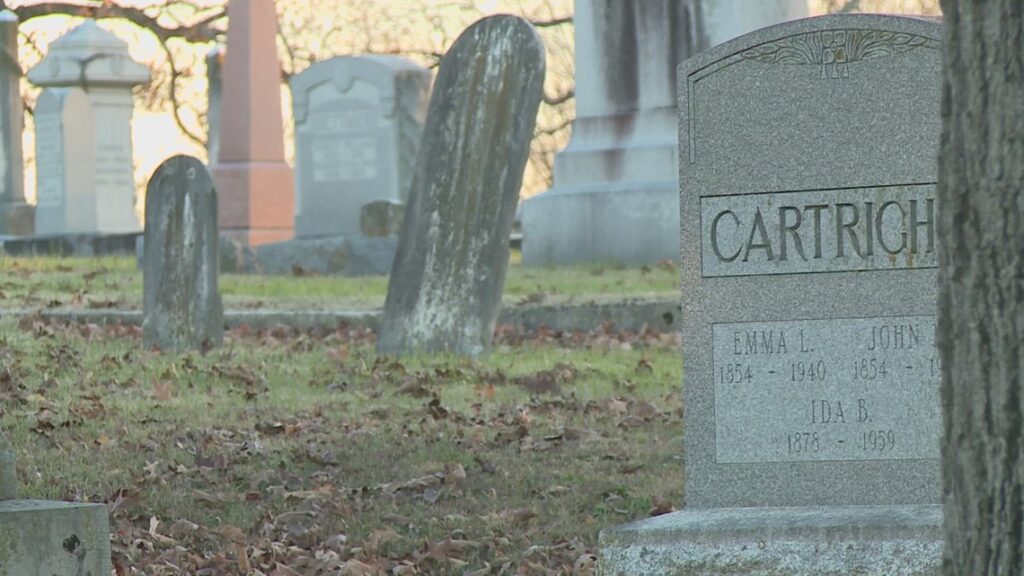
[213,0,294,246]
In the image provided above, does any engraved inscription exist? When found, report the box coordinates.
[741,29,938,79]
[307,107,379,183]
[701,184,936,277]
[34,112,63,208]
[713,316,940,464]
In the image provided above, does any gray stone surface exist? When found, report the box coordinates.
[678,14,942,509]
[28,20,149,236]
[206,46,223,167]
[255,235,397,276]
[522,0,807,266]
[143,155,223,351]
[599,505,942,575]
[0,11,32,237]
[377,15,545,357]
[360,200,405,237]
[0,434,15,500]
[291,55,430,238]
[0,500,112,575]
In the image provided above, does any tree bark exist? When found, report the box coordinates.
[939,2,1024,575]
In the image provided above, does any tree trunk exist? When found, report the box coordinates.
[939,2,1024,575]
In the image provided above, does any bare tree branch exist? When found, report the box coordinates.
[12,1,225,43]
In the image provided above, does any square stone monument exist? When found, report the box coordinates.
[600,14,945,575]
[0,437,111,573]
[27,20,149,236]
[291,55,430,238]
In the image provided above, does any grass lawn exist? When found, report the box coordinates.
[2,314,683,574]
[0,254,678,311]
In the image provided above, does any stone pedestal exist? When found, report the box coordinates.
[599,506,942,575]
[213,0,294,246]
[291,55,429,238]
[0,11,32,236]
[522,0,807,266]
[27,20,149,236]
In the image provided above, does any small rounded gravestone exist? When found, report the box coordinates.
[143,155,223,351]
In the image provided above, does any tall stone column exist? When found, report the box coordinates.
[212,0,294,246]
[0,11,32,236]
[27,20,149,236]
[522,0,808,266]
[205,46,223,168]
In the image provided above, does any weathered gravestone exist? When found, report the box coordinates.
[28,20,149,236]
[376,15,545,357]
[143,156,223,351]
[0,432,112,573]
[291,55,430,238]
[600,14,944,575]
[205,46,224,168]
[0,11,33,236]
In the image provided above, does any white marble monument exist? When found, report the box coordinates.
[291,55,430,238]
[0,11,32,236]
[27,20,149,235]
[521,0,808,265]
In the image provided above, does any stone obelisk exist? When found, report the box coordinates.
[213,0,294,246]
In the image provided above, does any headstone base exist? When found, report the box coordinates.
[599,505,942,576]
[213,161,295,247]
[0,500,112,574]
[1,231,140,257]
[522,182,678,266]
[255,235,397,276]
[0,202,34,236]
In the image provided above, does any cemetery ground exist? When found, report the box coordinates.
[0,256,680,574]
[0,254,678,311]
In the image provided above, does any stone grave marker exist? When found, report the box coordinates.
[27,20,149,236]
[0,10,32,236]
[205,46,224,167]
[376,15,545,357]
[600,14,945,575]
[143,155,223,351]
[213,0,294,246]
[0,432,111,573]
[291,55,430,238]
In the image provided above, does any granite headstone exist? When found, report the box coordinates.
[376,15,545,357]
[143,155,223,351]
[205,46,223,167]
[27,20,149,235]
[291,55,430,238]
[601,14,945,575]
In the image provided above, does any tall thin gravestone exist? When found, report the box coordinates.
[0,11,32,236]
[600,15,945,574]
[376,15,545,357]
[206,46,223,168]
[27,20,149,235]
[213,0,294,246]
[143,156,223,351]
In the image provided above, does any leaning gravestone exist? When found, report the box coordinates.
[600,14,944,575]
[143,156,223,351]
[0,432,111,573]
[376,15,545,357]
[291,55,430,238]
